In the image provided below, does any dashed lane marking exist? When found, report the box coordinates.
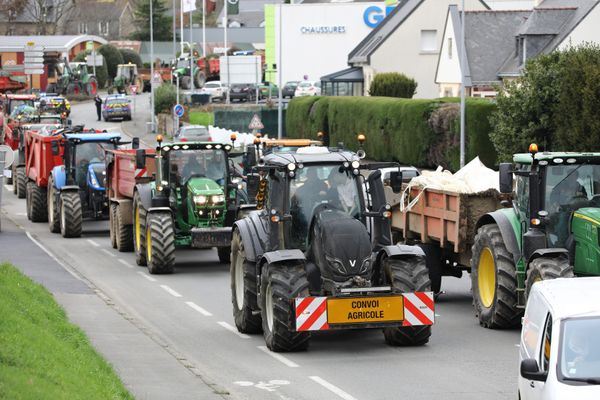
[101,248,116,257]
[257,346,299,368]
[217,321,250,339]
[117,259,133,268]
[86,239,100,247]
[185,301,213,316]
[137,271,157,282]
[160,285,182,298]
[309,376,358,400]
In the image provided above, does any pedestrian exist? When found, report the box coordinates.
[94,95,102,121]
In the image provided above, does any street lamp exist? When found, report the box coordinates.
[150,0,156,132]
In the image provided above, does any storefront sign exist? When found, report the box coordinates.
[300,26,346,34]
[363,5,396,28]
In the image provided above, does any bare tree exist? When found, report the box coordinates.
[0,0,26,35]
[22,0,75,35]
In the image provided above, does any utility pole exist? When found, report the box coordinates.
[202,0,206,58]
[150,0,156,132]
[173,0,176,59]
[459,0,466,168]
[277,3,283,139]
[180,0,184,54]
[190,9,194,92]
[224,1,230,104]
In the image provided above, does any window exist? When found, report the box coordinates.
[448,37,453,59]
[540,313,553,372]
[420,30,437,52]
[79,22,88,34]
[99,21,109,35]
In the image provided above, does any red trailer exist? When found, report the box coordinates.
[105,148,156,252]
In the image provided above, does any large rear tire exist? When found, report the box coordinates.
[260,262,310,352]
[145,212,175,274]
[60,191,83,238]
[116,204,133,252]
[194,70,206,89]
[47,177,60,233]
[383,256,432,346]
[109,202,118,248]
[28,182,47,222]
[525,257,574,299]
[133,192,147,266]
[230,231,262,334]
[180,76,192,90]
[86,77,98,96]
[16,167,26,198]
[471,224,521,329]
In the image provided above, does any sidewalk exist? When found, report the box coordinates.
[0,215,228,400]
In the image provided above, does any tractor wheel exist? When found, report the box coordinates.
[181,76,192,90]
[47,177,60,233]
[59,191,83,238]
[471,224,521,329]
[116,204,133,252]
[230,230,262,334]
[145,212,175,274]
[260,262,310,352]
[383,256,432,346]
[419,243,443,294]
[87,77,98,96]
[67,83,81,95]
[28,182,47,223]
[133,192,147,266]
[525,257,574,299]
[16,167,26,198]
[194,70,206,89]
[218,246,231,264]
[109,202,118,249]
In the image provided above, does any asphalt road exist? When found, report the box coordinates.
[0,98,522,400]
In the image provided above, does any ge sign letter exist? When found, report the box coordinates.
[363,5,395,28]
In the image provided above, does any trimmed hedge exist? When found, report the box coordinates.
[286,96,497,170]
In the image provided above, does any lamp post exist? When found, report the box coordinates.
[459,0,466,168]
[150,0,156,132]
[277,3,283,139]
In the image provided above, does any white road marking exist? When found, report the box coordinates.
[101,248,116,257]
[160,284,182,298]
[117,259,133,268]
[217,321,250,339]
[309,376,357,400]
[257,346,300,368]
[25,232,86,283]
[435,314,441,317]
[4,185,13,191]
[137,271,157,282]
[86,239,100,247]
[16,212,27,216]
[185,301,213,316]
[233,380,291,392]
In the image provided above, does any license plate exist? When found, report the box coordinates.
[327,295,404,325]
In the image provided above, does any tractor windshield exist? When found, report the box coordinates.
[176,60,189,69]
[289,164,361,250]
[544,163,600,247]
[74,142,110,186]
[169,149,227,186]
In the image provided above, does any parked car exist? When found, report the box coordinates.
[518,277,600,400]
[229,83,258,102]
[258,82,279,99]
[282,81,299,98]
[102,95,131,121]
[294,80,321,97]
[174,125,211,141]
[202,81,227,102]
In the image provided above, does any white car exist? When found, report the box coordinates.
[294,80,321,97]
[202,81,226,102]
[518,277,600,400]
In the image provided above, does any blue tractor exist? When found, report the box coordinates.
[47,131,129,237]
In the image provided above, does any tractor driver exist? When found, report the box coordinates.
[182,153,203,183]
[326,167,358,215]
[548,169,588,247]
[290,167,328,248]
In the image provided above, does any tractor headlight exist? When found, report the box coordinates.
[194,195,208,205]
[90,173,99,188]
[351,160,360,169]
[211,194,225,204]
[287,163,296,171]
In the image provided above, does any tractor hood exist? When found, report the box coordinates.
[87,162,106,191]
[187,177,223,197]
[573,208,600,226]
[311,208,372,283]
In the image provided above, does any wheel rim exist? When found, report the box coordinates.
[135,206,141,252]
[90,81,97,95]
[478,247,496,308]
[266,282,274,332]
[146,224,152,262]
[234,251,245,310]
[74,85,80,95]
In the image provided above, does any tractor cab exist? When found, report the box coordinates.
[114,64,142,94]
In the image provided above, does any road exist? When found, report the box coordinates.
[0,98,522,400]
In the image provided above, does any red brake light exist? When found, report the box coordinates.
[180,138,188,142]
[207,137,212,142]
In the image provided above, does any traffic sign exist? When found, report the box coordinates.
[152,72,162,84]
[24,69,45,75]
[174,104,184,118]
[248,114,264,130]
[24,53,44,59]
[86,41,94,51]
[24,43,44,71]
[130,85,138,94]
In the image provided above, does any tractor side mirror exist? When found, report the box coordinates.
[135,149,146,169]
[499,163,513,194]
[389,170,403,194]
[520,359,547,382]
[246,173,260,201]
[246,145,257,168]
[51,140,60,156]
[132,137,140,150]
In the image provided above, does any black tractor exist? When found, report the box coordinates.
[231,139,434,352]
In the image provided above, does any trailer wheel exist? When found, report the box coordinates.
[218,246,231,264]
[60,191,83,238]
[109,203,118,248]
[418,243,443,294]
[471,224,521,329]
[116,204,133,252]
[133,192,147,266]
[230,231,262,333]
[47,177,60,233]
[383,256,432,346]
[16,167,26,198]
[260,262,310,352]
[525,257,573,299]
[145,212,175,274]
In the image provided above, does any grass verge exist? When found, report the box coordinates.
[189,110,215,126]
[0,262,133,400]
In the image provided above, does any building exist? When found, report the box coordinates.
[63,0,135,40]
[0,0,76,36]
[435,0,600,97]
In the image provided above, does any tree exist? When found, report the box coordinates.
[369,72,417,98]
[0,0,26,35]
[118,49,143,67]
[98,44,124,80]
[21,0,74,35]
[130,0,172,41]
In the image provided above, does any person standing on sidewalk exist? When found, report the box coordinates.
[94,95,102,121]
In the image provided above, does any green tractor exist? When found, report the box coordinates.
[113,64,143,95]
[471,144,600,329]
[47,58,98,96]
[133,136,245,273]
[171,56,205,90]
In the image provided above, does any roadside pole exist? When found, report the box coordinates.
[173,0,176,58]
[459,0,466,168]
[175,75,180,133]
[190,9,194,93]
[180,0,184,55]
[224,2,230,104]
[277,3,283,139]
[150,0,156,133]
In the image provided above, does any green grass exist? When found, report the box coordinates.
[0,263,133,400]
[189,110,215,126]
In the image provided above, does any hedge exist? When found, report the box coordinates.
[286,96,497,171]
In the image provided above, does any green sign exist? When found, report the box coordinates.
[86,41,94,51]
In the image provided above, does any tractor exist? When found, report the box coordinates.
[47,58,98,96]
[131,136,245,273]
[113,64,143,95]
[231,138,434,352]
[471,144,600,329]
[171,56,205,90]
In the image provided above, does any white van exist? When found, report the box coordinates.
[518,277,600,400]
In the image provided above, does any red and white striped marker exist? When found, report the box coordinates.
[295,297,329,332]
[135,168,147,178]
[402,292,435,326]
